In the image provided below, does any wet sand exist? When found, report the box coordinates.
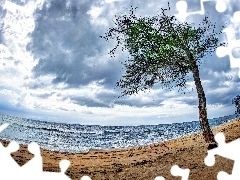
[2,118,240,180]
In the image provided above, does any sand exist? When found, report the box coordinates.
[1,118,240,180]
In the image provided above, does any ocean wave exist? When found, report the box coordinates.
[0,113,237,153]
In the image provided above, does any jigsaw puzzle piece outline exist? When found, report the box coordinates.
[175,0,228,22]
[171,164,190,180]
[154,176,165,180]
[81,175,92,180]
[20,142,43,179]
[216,26,240,77]
[205,132,240,179]
[40,159,72,180]
[0,140,21,174]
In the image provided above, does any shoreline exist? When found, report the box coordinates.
[0,113,237,154]
[1,118,240,179]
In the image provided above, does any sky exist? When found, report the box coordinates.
[0,0,240,126]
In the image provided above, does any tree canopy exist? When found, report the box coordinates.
[101,5,225,96]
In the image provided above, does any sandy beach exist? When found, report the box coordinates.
[1,118,240,180]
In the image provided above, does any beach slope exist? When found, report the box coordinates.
[2,118,240,180]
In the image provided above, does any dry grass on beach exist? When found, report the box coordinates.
[1,118,240,180]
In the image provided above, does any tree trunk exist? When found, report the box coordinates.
[191,61,216,146]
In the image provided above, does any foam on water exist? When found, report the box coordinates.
[0,113,238,153]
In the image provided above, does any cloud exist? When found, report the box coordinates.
[27,0,118,88]
[0,0,239,125]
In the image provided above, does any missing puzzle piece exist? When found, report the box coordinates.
[17,142,43,180]
[216,25,240,78]
[175,1,240,78]
[175,0,228,22]
[216,11,240,78]
[40,160,71,180]
[81,175,92,180]
[0,123,93,180]
[0,140,20,173]
[154,165,190,180]
[41,160,92,180]
[171,165,190,180]
[154,176,165,180]
[0,123,22,178]
[204,132,240,179]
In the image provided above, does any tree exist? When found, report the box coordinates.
[232,95,240,115]
[101,4,225,149]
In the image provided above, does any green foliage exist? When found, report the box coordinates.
[101,4,225,96]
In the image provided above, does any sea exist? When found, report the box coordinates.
[0,113,238,153]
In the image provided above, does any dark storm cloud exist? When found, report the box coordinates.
[27,0,121,88]
[25,79,49,89]
[200,56,231,74]
[184,69,240,106]
[114,97,164,107]
[63,89,165,108]
[35,92,55,98]
[113,90,167,107]
[201,70,240,106]
[207,88,239,106]
[96,91,118,104]
[170,95,198,106]
[58,90,119,108]
[25,0,240,110]
[69,95,113,108]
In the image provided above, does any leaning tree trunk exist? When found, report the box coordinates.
[191,61,216,146]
